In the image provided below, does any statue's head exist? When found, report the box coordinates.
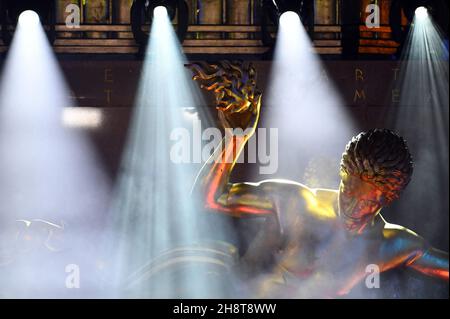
[339,129,413,232]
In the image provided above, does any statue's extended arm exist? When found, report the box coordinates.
[193,131,274,217]
[381,225,449,281]
[406,246,449,280]
[188,61,274,218]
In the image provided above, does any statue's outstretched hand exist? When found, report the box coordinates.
[187,61,262,135]
[217,93,261,134]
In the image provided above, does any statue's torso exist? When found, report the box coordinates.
[253,184,420,298]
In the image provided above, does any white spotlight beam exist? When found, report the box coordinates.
[279,11,300,27]
[384,7,448,261]
[106,2,222,299]
[154,6,168,18]
[415,6,429,20]
[265,8,357,185]
[18,10,40,28]
[0,5,110,298]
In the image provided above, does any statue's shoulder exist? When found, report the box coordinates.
[254,180,339,220]
[256,179,310,194]
[300,187,339,220]
[313,188,339,203]
[382,218,419,237]
[257,179,336,195]
[380,217,425,250]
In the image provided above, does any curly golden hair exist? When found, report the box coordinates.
[341,129,414,203]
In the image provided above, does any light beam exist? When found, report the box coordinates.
[0,6,110,298]
[264,9,357,188]
[154,5,168,18]
[382,8,449,256]
[415,6,429,20]
[18,10,40,28]
[279,11,300,27]
[105,4,231,299]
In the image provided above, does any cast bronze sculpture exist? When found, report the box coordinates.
[187,61,449,298]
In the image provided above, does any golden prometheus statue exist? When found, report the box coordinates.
[187,61,448,298]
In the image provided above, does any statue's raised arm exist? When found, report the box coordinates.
[187,61,275,218]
